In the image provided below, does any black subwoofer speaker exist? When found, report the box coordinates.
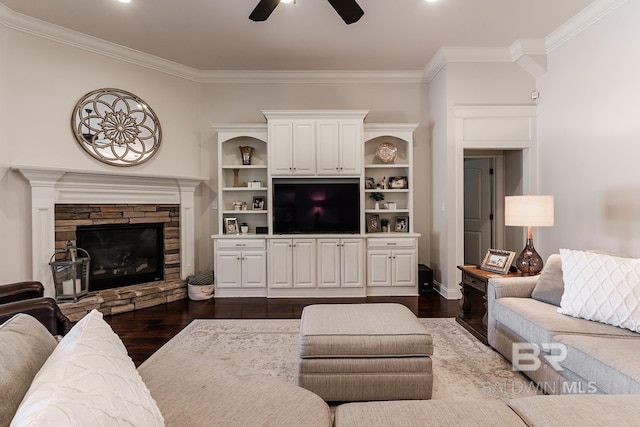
[418,264,434,295]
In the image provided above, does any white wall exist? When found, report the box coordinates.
[429,62,536,296]
[428,65,449,290]
[537,0,640,258]
[1,30,202,283]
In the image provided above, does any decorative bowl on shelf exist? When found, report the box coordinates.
[375,142,397,164]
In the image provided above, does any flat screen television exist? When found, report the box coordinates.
[273,179,360,234]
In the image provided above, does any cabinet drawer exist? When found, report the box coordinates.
[216,239,266,250]
[367,238,415,249]
[462,274,486,292]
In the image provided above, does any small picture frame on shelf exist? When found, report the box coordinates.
[252,196,265,210]
[394,216,408,232]
[364,177,375,189]
[366,214,381,233]
[480,249,516,274]
[224,217,239,234]
[388,176,408,189]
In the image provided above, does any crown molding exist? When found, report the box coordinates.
[545,0,629,53]
[423,0,628,82]
[198,70,425,84]
[0,3,203,82]
[509,39,547,62]
[423,47,512,82]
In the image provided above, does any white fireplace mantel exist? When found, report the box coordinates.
[12,165,207,297]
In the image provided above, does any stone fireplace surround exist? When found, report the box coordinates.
[14,166,205,321]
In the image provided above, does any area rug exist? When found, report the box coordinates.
[150,318,540,401]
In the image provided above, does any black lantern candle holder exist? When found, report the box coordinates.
[49,241,91,302]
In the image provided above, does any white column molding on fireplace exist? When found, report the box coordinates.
[12,165,206,297]
[177,178,205,279]
[15,169,66,298]
[211,111,420,298]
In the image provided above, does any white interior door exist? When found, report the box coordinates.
[464,158,494,265]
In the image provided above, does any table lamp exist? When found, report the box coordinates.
[505,195,554,275]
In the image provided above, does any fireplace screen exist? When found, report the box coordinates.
[76,223,164,292]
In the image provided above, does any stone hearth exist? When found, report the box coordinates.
[59,280,187,322]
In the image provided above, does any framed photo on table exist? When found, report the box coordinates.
[480,249,516,274]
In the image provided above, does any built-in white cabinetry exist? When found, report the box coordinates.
[363,124,417,234]
[269,238,316,289]
[317,238,364,288]
[214,124,269,235]
[212,113,420,298]
[316,120,362,176]
[366,237,417,295]
[264,111,368,177]
[214,239,267,297]
[268,236,365,297]
[268,120,316,176]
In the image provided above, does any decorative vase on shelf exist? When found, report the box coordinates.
[239,146,254,165]
[233,168,240,187]
[240,223,249,234]
[370,192,384,210]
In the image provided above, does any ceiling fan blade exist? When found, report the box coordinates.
[326,0,364,24]
[249,0,280,22]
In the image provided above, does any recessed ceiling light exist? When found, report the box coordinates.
[280,0,295,3]
[425,0,439,3]
[117,0,131,3]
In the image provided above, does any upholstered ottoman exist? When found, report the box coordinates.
[298,303,433,402]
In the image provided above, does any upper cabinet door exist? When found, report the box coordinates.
[291,121,316,175]
[316,121,340,175]
[338,121,362,174]
[269,121,294,175]
[316,120,362,175]
[269,120,315,175]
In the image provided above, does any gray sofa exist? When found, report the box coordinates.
[5,300,640,426]
[487,254,640,395]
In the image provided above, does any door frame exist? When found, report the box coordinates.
[449,106,538,299]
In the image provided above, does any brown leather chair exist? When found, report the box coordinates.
[0,281,73,335]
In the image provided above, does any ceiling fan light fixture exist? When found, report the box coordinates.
[250,0,361,24]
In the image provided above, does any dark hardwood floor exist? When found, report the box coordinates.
[105,293,460,366]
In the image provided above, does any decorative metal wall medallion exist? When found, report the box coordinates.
[71,88,162,166]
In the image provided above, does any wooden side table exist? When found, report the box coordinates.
[455,265,522,344]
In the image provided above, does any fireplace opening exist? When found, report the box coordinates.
[76,223,164,292]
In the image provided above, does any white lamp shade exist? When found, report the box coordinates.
[505,195,554,227]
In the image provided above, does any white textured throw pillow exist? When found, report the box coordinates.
[11,309,164,426]
[558,249,640,333]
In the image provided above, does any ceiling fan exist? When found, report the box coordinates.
[249,0,364,25]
